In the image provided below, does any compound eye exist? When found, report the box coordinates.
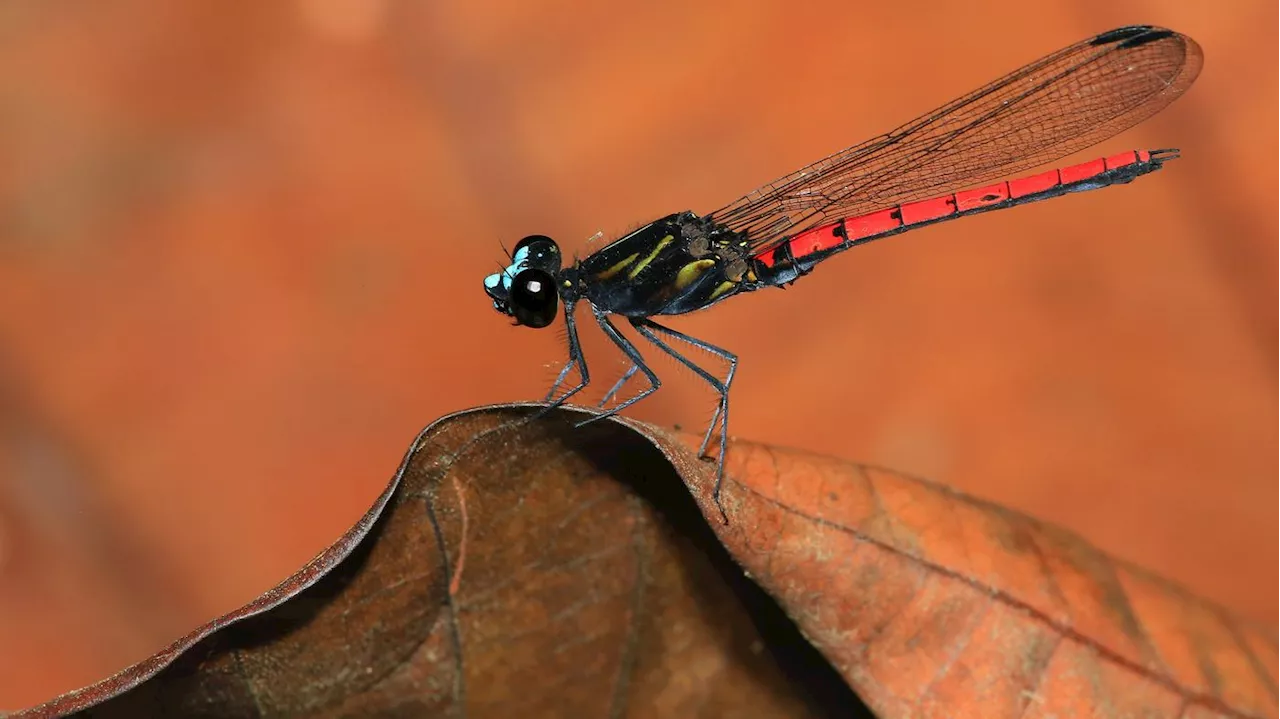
[514,234,554,256]
[512,234,561,269]
[510,268,558,328]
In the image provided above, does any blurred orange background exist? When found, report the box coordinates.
[0,0,1274,710]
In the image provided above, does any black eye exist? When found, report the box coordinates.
[513,234,561,271]
[514,234,555,257]
[510,268,558,328]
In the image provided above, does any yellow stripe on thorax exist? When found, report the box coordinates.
[626,234,674,279]
[594,253,639,281]
[674,259,716,291]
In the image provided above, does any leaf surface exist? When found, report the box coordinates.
[12,405,1274,718]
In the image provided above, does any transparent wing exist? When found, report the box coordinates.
[709,26,1202,251]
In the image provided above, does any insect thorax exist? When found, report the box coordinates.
[574,212,762,317]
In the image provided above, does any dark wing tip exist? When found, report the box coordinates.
[1089,26,1154,45]
[1117,28,1178,49]
[1089,25,1184,49]
[1089,26,1200,75]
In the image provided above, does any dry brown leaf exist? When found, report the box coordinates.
[649,411,1279,719]
[10,405,1275,718]
[11,405,862,718]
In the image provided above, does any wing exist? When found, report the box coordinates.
[709,26,1202,251]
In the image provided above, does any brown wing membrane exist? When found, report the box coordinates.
[710,26,1202,252]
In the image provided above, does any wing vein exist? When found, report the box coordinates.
[707,26,1202,253]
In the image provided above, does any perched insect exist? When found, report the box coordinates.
[483,25,1201,521]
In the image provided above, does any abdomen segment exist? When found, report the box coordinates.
[752,149,1177,286]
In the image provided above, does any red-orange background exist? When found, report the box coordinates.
[0,0,1274,710]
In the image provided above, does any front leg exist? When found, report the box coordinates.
[538,300,590,415]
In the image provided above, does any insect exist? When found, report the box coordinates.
[482,25,1201,521]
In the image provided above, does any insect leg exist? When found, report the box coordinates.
[631,318,737,523]
[573,307,662,427]
[538,299,590,413]
[599,363,641,408]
